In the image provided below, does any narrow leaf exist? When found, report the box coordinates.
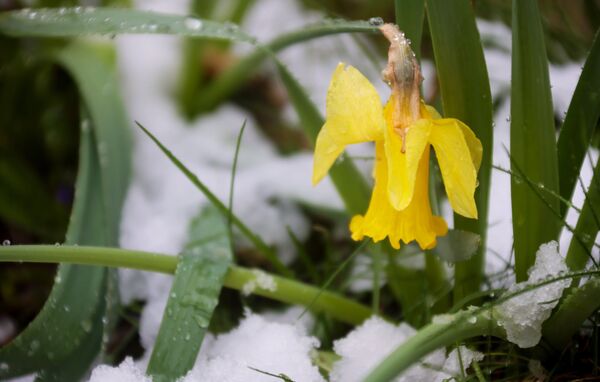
[426,0,494,298]
[197,19,379,112]
[0,7,254,43]
[510,0,560,281]
[0,41,131,380]
[147,207,232,381]
[557,28,600,216]
[565,161,600,272]
[136,121,292,277]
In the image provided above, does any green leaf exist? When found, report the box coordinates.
[510,0,560,281]
[565,160,600,272]
[0,7,254,43]
[0,41,131,380]
[394,0,424,60]
[544,276,600,351]
[197,19,379,112]
[147,207,232,381]
[0,119,107,381]
[135,121,293,277]
[557,28,600,216]
[432,230,481,263]
[274,60,370,215]
[426,0,494,298]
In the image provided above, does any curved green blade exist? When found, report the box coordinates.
[426,0,494,299]
[565,160,600,272]
[510,0,560,281]
[557,28,600,216]
[0,7,254,43]
[147,207,232,381]
[0,41,131,380]
[196,19,379,112]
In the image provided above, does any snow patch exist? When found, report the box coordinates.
[241,269,278,296]
[497,241,569,348]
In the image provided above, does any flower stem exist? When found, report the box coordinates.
[363,310,504,382]
[0,245,371,325]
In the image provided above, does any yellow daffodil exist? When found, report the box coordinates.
[312,24,482,250]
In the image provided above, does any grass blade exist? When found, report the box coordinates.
[565,161,600,272]
[147,207,232,381]
[0,7,254,43]
[544,277,600,351]
[135,121,292,277]
[557,28,600,216]
[426,0,494,299]
[196,19,379,112]
[274,60,370,215]
[0,123,108,380]
[511,0,560,281]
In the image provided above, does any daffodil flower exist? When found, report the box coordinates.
[312,24,482,250]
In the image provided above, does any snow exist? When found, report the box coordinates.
[496,241,570,348]
[88,313,323,382]
[241,269,278,296]
[88,357,150,382]
[183,313,323,382]
[331,316,483,381]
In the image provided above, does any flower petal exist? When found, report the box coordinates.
[312,63,385,185]
[429,118,479,219]
[350,142,448,250]
[383,114,431,211]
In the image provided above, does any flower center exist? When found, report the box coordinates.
[379,24,423,153]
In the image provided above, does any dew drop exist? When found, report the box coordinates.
[184,17,203,31]
[368,17,384,26]
[81,319,92,333]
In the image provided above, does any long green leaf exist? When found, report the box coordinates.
[0,41,131,380]
[510,0,560,281]
[565,160,600,272]
[0,126,108,380]
[0,7,254,43]
[426,0,494,298]
[274,60,370,215]
[196,19,379,112]
[147,207,232,381]
[557,28,600,216]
